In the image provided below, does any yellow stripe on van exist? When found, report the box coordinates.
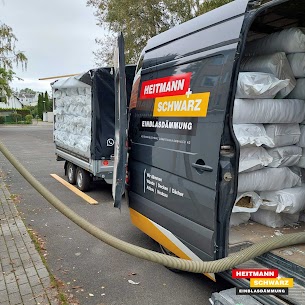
[153,92,210,117]
[129,208,216,282]
[130,208,189,259]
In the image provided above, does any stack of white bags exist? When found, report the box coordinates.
[231,28,305,228]
[53,88,92,157]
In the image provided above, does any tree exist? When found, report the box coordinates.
[87,0,232,65]
[44,91,52,112]
[0,68,13,102]
[37,93,43,119]
[0,22,27,99]
[20,88,36,95]
[87,0,174,65]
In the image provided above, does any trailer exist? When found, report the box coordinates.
[52,67,135,191]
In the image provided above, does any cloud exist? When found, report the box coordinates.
[11,78,53,93]
[1,0,106,92]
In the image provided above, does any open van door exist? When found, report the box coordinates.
[112,33,128,208]
[127,0,250,262]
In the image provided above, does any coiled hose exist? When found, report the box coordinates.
[1,140,305,273]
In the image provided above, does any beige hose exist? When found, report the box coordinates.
[1,140,305,273]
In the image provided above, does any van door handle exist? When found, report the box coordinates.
[191,163,213,172]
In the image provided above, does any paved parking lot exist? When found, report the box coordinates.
[0,124,230,305]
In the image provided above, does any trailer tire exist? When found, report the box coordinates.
[76,168,90,192]
[66,162,77,185]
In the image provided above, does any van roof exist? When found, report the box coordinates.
[145,0,250,52]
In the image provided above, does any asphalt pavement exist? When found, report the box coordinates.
[0,124,231,305]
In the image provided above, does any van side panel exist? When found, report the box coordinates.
[128,4,248,260]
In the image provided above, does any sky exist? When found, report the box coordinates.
[1,0,105,93]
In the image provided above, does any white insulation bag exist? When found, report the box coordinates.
[233,192,262,213]
[233,99,305,124]
[240,52,296,98]
[54,90,92,156]
[287,53,305,77]
[250,209,300,228]
[244,28,305,55]
[297,125,305,147]
[230,213,251,226]
[238,167,301,193]
[287,78,305,100]
[235,72,289,99]
[233,124,274,147]
[239,147,272,172]
[266,146,302,167]
[260,185,305,214]
[297,148,305,168]
[264,124,301,147]
[230,192,261,226]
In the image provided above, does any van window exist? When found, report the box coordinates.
[136,53,144,74]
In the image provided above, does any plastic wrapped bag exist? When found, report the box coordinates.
[233,192,261,213]
[298,132,305,147]
[287,53,305,77]
[233,124,274,147]
[266,146,302,167]
[230,213,250,226]
[250,209,300,228]
[264,124,300,147]
[53,90,62,98]
[238,167,301,193]
[66,88,79,96]
[55,97,64,107]
[297,148,305,168]
[297,125,305,147]
[236,72,289,99]
[239,147,272,172]
[287,78,305,100]
[244,28,305,55]
[240,52,296,98]
[260,185,305,214]
[233,99,305,124]
[75,136,91,153]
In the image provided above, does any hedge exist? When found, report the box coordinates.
[0,109,30,116]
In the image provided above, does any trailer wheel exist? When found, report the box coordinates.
[76,168,90,192]
[66,162,77,184]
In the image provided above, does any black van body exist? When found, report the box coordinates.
[114,1,305,304]
[128,0,248,260]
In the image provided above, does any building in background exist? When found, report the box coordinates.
[17,92,40,106]
[0,95,24,109]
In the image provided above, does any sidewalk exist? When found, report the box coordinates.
[0,177,59,304]
[0,121,53,128]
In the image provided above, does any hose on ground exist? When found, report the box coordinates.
[1,140,305,273]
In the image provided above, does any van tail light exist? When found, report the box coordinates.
[102,160,109,166]
[125,164,129,185]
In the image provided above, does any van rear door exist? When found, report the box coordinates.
[112,33,128,208]
[127,0,250,261]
